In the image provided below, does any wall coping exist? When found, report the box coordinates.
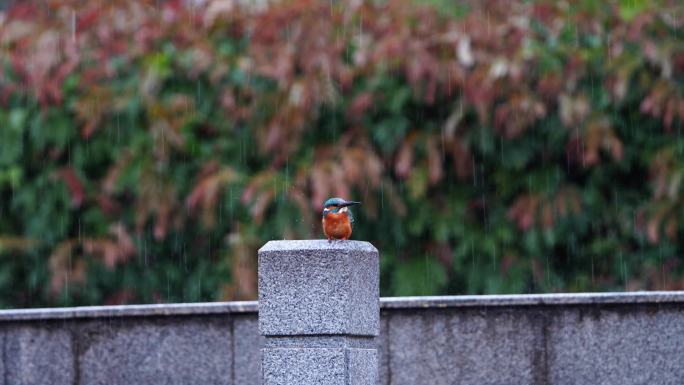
[380,291,684,309]
[0,301,258,321]
[1,291,683,321]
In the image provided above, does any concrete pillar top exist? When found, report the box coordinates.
[258,240,378,254]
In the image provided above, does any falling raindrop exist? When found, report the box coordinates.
[619,251,627,290]
[71,9,76,43]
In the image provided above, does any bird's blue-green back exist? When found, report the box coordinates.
[323,197,346,207]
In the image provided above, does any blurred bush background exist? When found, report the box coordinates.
[1,0,683,308]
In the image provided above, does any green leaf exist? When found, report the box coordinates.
[392,256,447,296]
[619,0,648,21]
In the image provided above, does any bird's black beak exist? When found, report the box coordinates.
[340,201,361,207]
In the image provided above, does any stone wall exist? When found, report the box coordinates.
[1,292,683,384]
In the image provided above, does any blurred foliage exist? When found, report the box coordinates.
[1,0,684,308]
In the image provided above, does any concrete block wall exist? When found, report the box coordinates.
[0,303,256,385]
[0,292,683,384]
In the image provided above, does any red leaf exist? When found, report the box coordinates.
[347,92,374,121]
[57,167,85,208]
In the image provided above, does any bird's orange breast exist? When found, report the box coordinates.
[322,212,352,240]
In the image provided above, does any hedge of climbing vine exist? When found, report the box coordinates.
[1,0,684,307]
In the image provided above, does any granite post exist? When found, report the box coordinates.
[258,240,379,385]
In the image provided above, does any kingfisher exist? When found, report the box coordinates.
[322,197,361,242]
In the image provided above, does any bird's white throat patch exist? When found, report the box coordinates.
[340,207,348,212]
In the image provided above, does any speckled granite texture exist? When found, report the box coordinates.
[234,315,263,385]
[263,348,347,385]
[77,317,231,385]
[263,348,378,385]
[384,304,684,385]
[258,240,379,336]
[2,326,73,385]
[262,348,378,385]
[259,240,381,385]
